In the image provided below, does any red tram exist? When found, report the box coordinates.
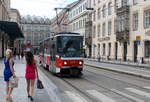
[39,32,84,76]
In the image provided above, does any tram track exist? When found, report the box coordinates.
[83,69,150,101]
[39,66,99,102]
[61,75,139,102]
[39,65,150,102]
[61,78,100,102]
[84,67,150,90]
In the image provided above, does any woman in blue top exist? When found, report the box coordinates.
[4,49,16,101]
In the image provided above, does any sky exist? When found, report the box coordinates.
[11,0,77,19]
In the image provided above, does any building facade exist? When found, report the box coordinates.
[0,0,10,21]
[9,8,23,54]
[69,0,93,57]
[50,1,78,34]
[21,16,51,53]
[0,0,10,58]
[9,8,21,23]
[91,0,150,63]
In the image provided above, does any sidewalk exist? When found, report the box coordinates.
[85,59,150,79]
[86,58,150,68]
[0,59,52,102]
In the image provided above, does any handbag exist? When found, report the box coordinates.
[9,77,19,88]
[37,79,44,89]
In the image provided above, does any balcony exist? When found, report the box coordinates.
[116,5,130,15]
[85,21,92,46]
[116,4,130,42]
[116,29,129,41]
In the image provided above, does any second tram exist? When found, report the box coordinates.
[39,32,84,76]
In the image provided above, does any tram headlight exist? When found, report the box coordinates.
[79,61,83,65]
[64,61,67,65]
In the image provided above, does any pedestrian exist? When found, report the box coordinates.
[17,52,20,60]
[21,51,24,60]
[25,51,38,101]
[13,50,16,60]
[4,49,16,101]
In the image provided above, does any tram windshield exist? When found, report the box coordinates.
[57,36,83,57]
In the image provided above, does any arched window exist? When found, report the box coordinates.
[108,2,112,15]
[102,5,106,18]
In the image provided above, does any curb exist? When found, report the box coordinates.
[85,59,150,69]
[38,67,62,102]
[85,63,150,79]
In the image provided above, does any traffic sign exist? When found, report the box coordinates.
[136,40,141,45]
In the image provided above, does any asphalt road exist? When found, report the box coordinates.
[40,65,150,102]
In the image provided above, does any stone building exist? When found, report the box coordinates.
[21,16,51,53]
[9,8,23,54]
[68,0,93,57]
[50,1,78,34]
[91,0,150,63]
[0,0,10,58]
[0,0,10,21]
[0,0,23,58]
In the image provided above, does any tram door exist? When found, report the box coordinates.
[50,39,56,72]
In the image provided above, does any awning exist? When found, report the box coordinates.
[0,21,24,39]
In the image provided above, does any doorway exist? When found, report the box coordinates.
[123,42,127,61]
[134,41,138,62]
[115,42,118,60]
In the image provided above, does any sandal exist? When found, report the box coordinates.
[5,96,12,102]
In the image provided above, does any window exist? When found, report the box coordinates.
[93,0,96,5]
[144,9,150,28]
[108,21,112,35]
[76,22,78,30]
[117,15,125,32]
[102,5,106,18]
[103,43,106,56]
[93,26,96,38]
[122,0,128,6]
[97,8,101,19]
[81,20,83,28]
[102,23,106,36]
[108,2,112,15]
[83,19,85,27]
[98,44,100,55]
[97,24,101,37]
[133,0,138,5]
[145,41,150,57]
[93,11,96,21]
[115,0,119,8]
[108,43,111,56]
[133,13,138,30]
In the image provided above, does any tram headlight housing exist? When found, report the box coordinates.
[79,61,83,65]
[64,61,67,65]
